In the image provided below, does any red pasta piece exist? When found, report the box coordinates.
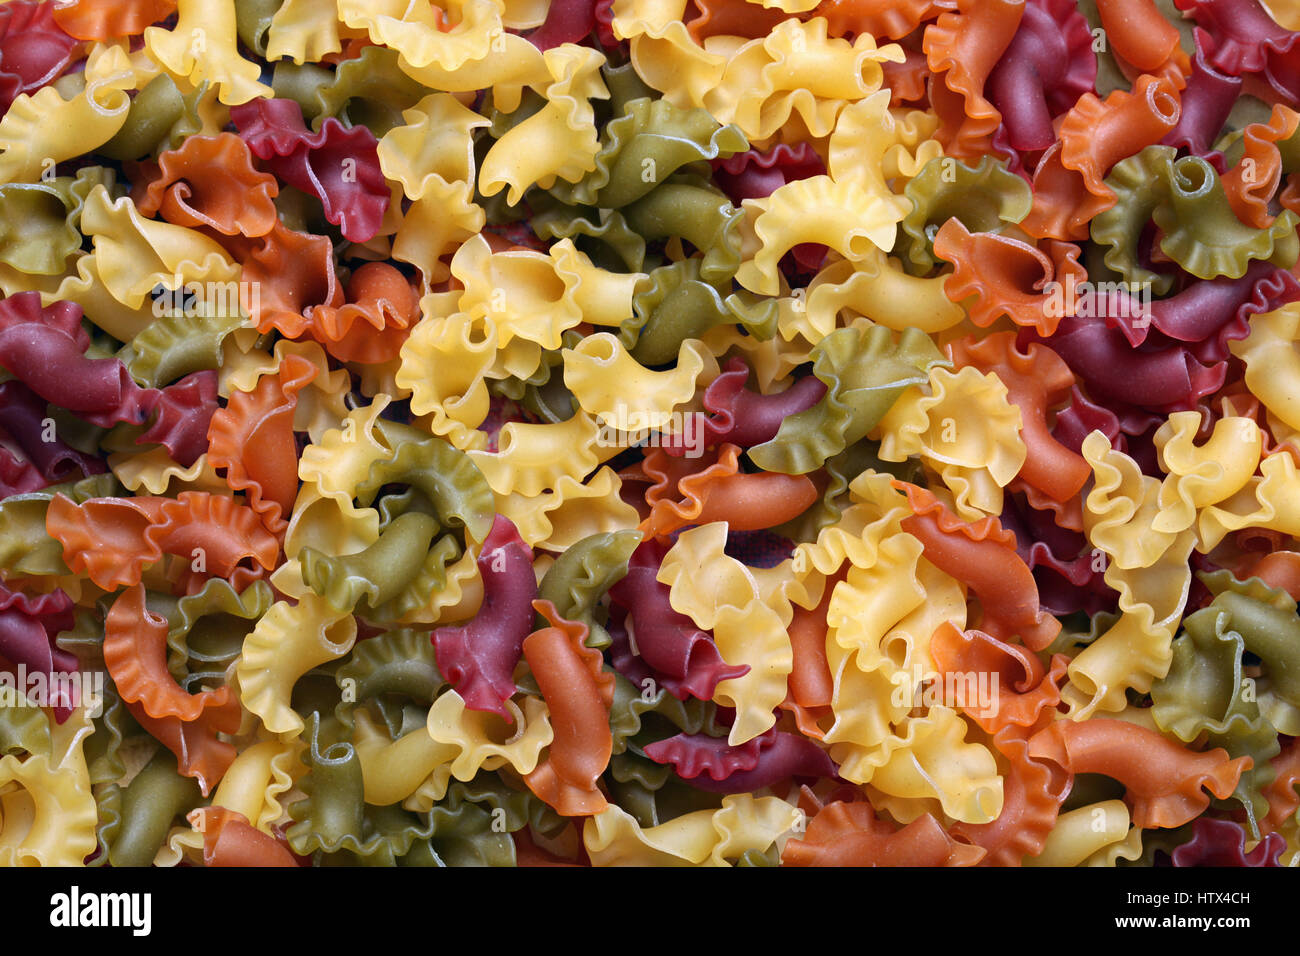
[607,539,749,700]
[0,2,80,112]
[230,98,389,243]
[660,357,827,455]
[643,727,838,793]
[1168,817,1286,866]
[432,514,536,720]
[527,0,598,50]
[0,380,104,484]
[0,584,79,721]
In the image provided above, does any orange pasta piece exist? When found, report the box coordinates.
[305,262,419,365]
[1261,736,1300,835]
[104,584,233,722]
[226,222,343,337]
[47,494,166,590]
[522,601,615,816]
[137,133,280,238]
[929,621,1070,736]
[784,798,985,866]
[1222,105,1300,229]
[50,492,280,592]
[687,0,792,42]
[189,808,301,867]
[148,493,282,593]
[923,0,1024,160]
[949,730,1068,866]
[894,481,1061,650]
[207,352,317,534]
[814,0,948,40]
[1093,0,1184,73]
[1026,718,1252,829]
[882,46,932,106]
[1023,74,1181,239]
[934,219,1088,337]
[52,0,175,38]
[1240,551,1300,601]
[127,699,240,797]
[946,331,1091,501]
[639,443,818,538]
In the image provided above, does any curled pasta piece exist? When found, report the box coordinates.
[1026,717,1251,829]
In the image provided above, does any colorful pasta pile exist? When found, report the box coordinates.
[1,0,1300,868]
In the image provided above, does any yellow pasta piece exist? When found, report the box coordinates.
[0,709,97,867]
[352,709,459,806]
[109,448,228,496]
[395,296,495,451]
[878,367,1027,519]
[564,333,708,431]
[736,176,901,296]
[1153,411,1262,534]
[857,706,1003,824]
[339,0,505,73]
[209,738,302,832]
[584,793,800,866]
[379,93,489,199]
[1026,800,1132,867]
[425,690,553,782]
[144,0,271,105]
[82,185,240,312]
[1231,302,1300,432]
[237,594,358,735]
[480,45,609,204]
[0,45,134,185]
[659,523,794,744]
[265,0,345,63]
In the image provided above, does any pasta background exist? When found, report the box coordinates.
[0,0,1295,868]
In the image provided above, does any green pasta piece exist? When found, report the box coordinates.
[622,180,744,284]
[271,62,336,124]
[901,154,1032,273]
[106,748,203,867]
[99,75,209,160]
[120,309,247,388]
[1153,153,1300,279]
[300,510,441,612]
[311,46,430,136]
[0,686,51,757]
[748,325,950,475]
[602,61,657,121]
[530,194,648,272]
[357,427,496,544]
[1150,603,1267,743]
[549,96,747,208]
[287,712,368,856]
[235,0,283,56]
[623,258,776,366]
[334,628,445,731]
[82,680,136,788]
[0,180,82,275]
[609,671,728,756]
[536,528,642,650]
[164,578,274,679]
